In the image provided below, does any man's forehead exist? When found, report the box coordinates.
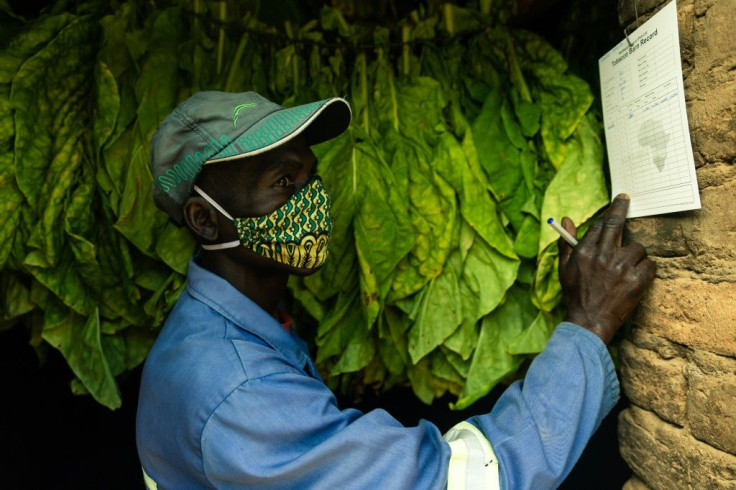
[255,138,313,167]
[204,136,313,178]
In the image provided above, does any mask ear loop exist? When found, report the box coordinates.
[192,185,241,250]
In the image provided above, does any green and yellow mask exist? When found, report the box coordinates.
[193,176,332,269]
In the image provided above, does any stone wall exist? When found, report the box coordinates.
[616,0,736,488]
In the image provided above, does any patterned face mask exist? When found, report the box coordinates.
[193,176,332,269]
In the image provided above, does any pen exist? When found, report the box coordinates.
[547,218,578,247]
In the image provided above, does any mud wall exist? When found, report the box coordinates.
[615,0,736,488]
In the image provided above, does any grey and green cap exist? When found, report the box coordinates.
[150,91,352,224]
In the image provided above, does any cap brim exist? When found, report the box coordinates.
[206,97,351,164]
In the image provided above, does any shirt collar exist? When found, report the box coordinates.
[184,258,309,370]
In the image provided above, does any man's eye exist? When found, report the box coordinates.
[276,176,294,187]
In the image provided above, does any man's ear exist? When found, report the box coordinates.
[183,196,220,242]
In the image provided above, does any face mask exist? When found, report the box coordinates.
[193,175,332,270]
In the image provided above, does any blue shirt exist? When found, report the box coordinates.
[136,259,619,489]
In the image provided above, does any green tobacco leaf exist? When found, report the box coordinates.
[319,7,354,38]
[141,271,175,319]
[315,287,362,363]
[270,44,298,99]
[393,76,447,147]
[99,125,133,213]
[512,93,541,137]
[92,60,120,154]
[288,276,326,323]
[35,133,85,268]
[443,316,479,361]
[154,221,196,275]
[331,331,375,375]
[123,325,157,370]
[508,312,550,355]
[352,140,414,328]
[0,93,11,150]
[114,141,157,251]
[42,302,121,409]
[162,274,186,312]
[10,14,96,282]
[95,228,147,326]
[532,243,561,312]
[471,89,522,203]
[440,346,470,379]
[11,15,96,210]
[460,226,519,322]
[501,99,526,150]
[0,13,75,85]
[373,57,399,133]
[407,357,453,405]
[513,30,594,169]
[454,285,536,409]
[315,284,376,376]
[379,305,411,371]
[24,246,95,315]
[538,76,593,169]
[513,214,540,258]
[21,132,100,318]
[133,257,173,292]
[0,271,35,330]
[387,130,458,301]
[94,323,156,379]
[0,154,23,269]
[450,131,517,260]
[442,4,481,34]
[101,333,126,376]
[470,99,539,236]
[378,336,405,375]
[430,349,464,386]
[445,217,518,361]
[64,162,102,292]
[407,252,463,363]
[98,2,143,80]
[539,114,608,252]
[134,7,182,145]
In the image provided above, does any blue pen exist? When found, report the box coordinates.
[547,218,578,247]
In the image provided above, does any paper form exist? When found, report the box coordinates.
[599,0,700,218]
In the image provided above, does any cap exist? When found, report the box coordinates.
[149,91,352,224]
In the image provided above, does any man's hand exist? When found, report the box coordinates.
[558,194,656,344]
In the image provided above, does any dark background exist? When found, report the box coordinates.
[1,0,627,488]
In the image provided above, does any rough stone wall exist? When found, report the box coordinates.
[615,0,736,488]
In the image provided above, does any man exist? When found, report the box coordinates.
[137,91,656,489]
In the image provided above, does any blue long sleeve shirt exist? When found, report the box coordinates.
[136,259,619,489]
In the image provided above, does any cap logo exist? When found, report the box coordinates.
[233,103,257,127]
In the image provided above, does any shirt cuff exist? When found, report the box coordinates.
[555,321,620,411]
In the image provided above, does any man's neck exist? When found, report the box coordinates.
[197,253,288,318]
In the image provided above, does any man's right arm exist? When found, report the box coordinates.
[455,321,620,489]
[444,194,655,489]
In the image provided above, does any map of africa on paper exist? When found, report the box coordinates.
[599,0,700,218]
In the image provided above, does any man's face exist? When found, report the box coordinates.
[224,136,318,218]
[195,135,323,276]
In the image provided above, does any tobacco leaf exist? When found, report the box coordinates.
[352,139,415,329]
[42,300,121,409]
[454,285,536,409]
